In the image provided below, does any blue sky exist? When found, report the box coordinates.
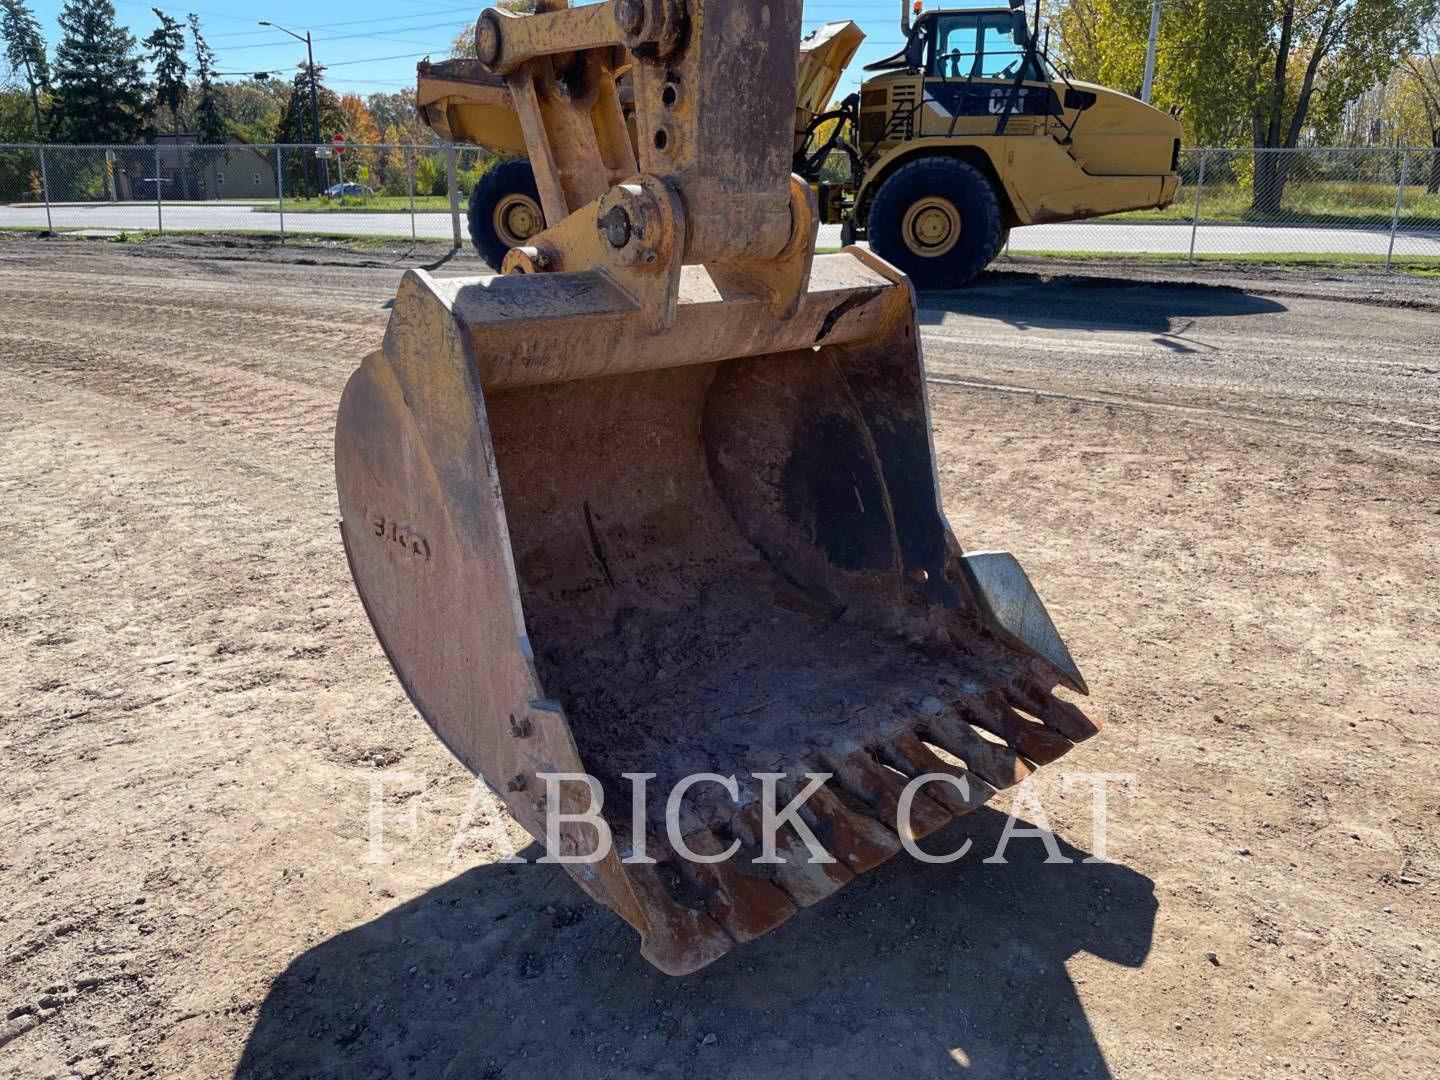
[23,0,944,99]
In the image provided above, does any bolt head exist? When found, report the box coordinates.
[599,204,632,249]
[614,0,646,36]
[476,17,501,65]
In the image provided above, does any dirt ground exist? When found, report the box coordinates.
[1,233,1437,1080]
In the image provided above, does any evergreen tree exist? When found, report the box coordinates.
[273,62,343,197]
[143,8,186,134]
[51,0,146,142]
[187,13,223,143]
[0,0,48,139]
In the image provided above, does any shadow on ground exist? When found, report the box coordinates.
[236,807,1156,1080]
[918,268,1287,342]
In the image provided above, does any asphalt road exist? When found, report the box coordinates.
[5,199,1439,257]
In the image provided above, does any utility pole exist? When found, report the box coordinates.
[1140,0,1161,103]
[259,21,326,194]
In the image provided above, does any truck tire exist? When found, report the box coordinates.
[866,158,1004,289]
[467,159,546,269]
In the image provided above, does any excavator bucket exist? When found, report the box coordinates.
[335,0,1097,976]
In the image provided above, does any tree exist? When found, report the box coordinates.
[212,77,286,144]
[1,0,48,139]
[187,13,224,143]
[51,0,147,143]
[1053,0,1440,209]
[1399,19,1440,189]
[273,61,343,197]
[367,89,434,145]
[142,8,186,134]
[1248,0,1437,210]
[1055,0,1274,145]
[338,91,382,184]
[378,122,409,194]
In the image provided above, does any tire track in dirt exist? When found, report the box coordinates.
[4,237,1439,1079]
[0,298,441,1076]
[0,260,394,395]
[0,336,344,481]
[923,372,1440,448]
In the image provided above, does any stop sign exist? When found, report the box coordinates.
[332,133,346,155]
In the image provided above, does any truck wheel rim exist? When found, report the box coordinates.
[902,197,961,257]
[494,194,543,246]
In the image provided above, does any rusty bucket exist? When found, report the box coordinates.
[334,245,1095,974]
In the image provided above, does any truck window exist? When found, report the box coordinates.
[930,12,1042,81]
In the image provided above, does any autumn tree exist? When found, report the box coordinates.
[143,8,186,134]
[50,0,147,143]
[337,90,382,185]
[377,123,410,193]
[1,0,48,138]
[367,89,433,145]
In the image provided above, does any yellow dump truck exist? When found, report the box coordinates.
[417,3,1180,283]
[419,2,1180,284]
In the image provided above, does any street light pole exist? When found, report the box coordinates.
[259,21,326,195]
[1140,0,1161,103]
[305,31,324,190]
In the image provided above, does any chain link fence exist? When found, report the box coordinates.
[1007,147,1440,269]
[0,142,485,247]
[4,142,1439,270]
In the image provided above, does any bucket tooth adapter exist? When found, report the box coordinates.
[335,0,1097,976]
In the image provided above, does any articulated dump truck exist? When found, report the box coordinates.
[418,0,1182,285]
[337,0,1099,975]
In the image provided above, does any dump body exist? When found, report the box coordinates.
[417,58,528,154]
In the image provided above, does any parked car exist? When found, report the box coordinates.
[130,176,176,199]
[324,183,374,199]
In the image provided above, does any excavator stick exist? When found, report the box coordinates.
[335,0,1096,975]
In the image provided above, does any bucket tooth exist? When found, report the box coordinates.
[672,829,797,943]
[792,780,902,873]
[814,744,951,841]
[625,860,736,976]
[874,730,997,817]
[730,802,854,908]
[1031,692,1102,744]
[957,693,1074,766]
[922,708,1035,791]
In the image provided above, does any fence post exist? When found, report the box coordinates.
[154,143,163,235]
[1188,148,1206,264]
[446,143,462,248]
[406,147,416,245]
[38,144,53,234]
[1385,149,1410,273]
[275,146,286,243]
